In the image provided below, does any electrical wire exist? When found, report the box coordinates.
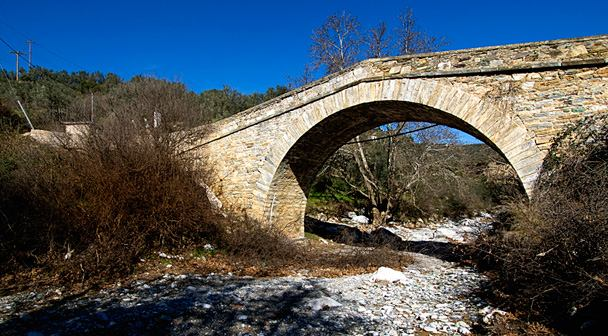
[345,123,439,144]
[0,15,83,68]
[0,36,34,69]
[0,15,84,70]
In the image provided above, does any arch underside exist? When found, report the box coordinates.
[278,101,501,195]
[245,79,545,238]
[262,100,541,238]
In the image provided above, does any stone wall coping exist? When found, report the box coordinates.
[369,34,608,62]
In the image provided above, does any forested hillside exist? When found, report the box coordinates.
[0,66,288,131]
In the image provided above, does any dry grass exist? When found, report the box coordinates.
[484,312,558,336]
[472,115,608,331]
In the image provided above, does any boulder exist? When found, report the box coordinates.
[351,215,370,224]
[305,297,342,311]
[371,267,407,283]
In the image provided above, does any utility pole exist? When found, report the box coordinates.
[9,50,24,81]
[90,92,94,123]
[26,40,33,70]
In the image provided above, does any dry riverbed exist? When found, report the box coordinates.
[0,216,507,335]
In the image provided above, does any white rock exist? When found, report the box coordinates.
[306,297,342,311]
[351,215,369,224]
[371,267,407,283]
[422,324,438,333]
[479,306,507,324]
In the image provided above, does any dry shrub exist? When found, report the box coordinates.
[214,216,411,277]
[0,78,217,285]
[482,161,525,203]
[1,78,412,290]
[474,114,608,331]
[485,312,558,336]
[0,131,218,284]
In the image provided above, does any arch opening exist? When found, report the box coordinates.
[261,100,535,238]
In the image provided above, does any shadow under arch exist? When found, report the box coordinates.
[256,80,543,237]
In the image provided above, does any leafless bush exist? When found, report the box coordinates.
[0,79,216,283]
[1,134,216,284]
[1,79,411,287]
[473,115,608,330]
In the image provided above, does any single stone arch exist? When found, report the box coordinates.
[255,78,544,237]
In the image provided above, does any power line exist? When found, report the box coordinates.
[0,36,34,69]
[0,15,83,70]
[345,123,439,144]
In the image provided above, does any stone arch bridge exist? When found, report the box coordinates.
[189,35,608,238]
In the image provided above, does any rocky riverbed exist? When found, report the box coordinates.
[0,217,503,335]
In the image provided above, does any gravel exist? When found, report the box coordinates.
[0,217,498,335]
[0,254,492,335]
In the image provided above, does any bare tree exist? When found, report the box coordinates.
[325,123,409,226]
[390,124,460,216]
[289,64,316,89]
[310,12,362,74]
[367,22,390,58]
[396,7,446,55]
[308,10,452,227]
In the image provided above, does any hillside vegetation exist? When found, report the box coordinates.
[0,66,288,131]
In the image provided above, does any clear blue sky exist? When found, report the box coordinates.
[1,0,606,94]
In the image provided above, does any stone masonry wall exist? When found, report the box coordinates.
[191,35,608,237]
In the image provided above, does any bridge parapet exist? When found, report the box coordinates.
[370,34,608,79]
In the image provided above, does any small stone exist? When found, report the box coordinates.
[422,324,438,333]
[351,215,369,224]
[458,326,471,335]
[306,297,342,312]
